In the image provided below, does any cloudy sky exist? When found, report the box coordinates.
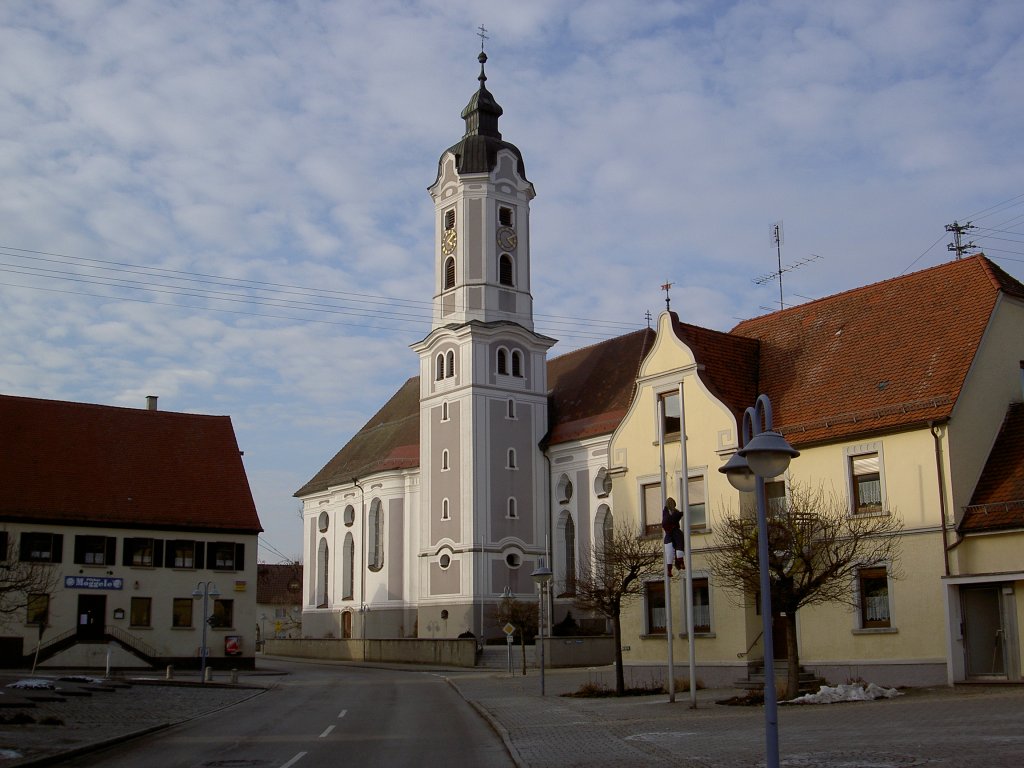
[2,1,1022,562]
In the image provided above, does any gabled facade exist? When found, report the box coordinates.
[0,394,262,669]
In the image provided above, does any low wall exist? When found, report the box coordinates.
[545,636,615,668]
[264,637,478,667]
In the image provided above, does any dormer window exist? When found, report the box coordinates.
[499,254,514,286]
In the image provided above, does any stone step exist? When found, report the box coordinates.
[478,644,535,669]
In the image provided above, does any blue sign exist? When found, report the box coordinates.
[64,576,123,590]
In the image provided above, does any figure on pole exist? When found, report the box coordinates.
[662,497,686,576]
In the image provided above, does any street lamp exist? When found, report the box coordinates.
[192,581,220,681]
[719,394,798,768]
[531,561,552,696]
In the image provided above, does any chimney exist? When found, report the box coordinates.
[146,395,158,411]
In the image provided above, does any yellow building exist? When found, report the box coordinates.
[607,255,1024,687]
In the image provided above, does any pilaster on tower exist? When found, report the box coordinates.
[428,51,537,332]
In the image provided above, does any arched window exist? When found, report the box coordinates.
[435,354,445,381]
[316,538,330,608]
[594,467,612,498]
[507,497,518,518]
[444,256,456,290]
[442,498,450,520]
[507,448,517,469]
[368,498,383,572]
[442,449,449,471]
[441,401,449,421]
[499,254,514,286]
[511,350,523,377]
[318,511,329,532]
[445,350,455,378]
[343,504,355,526]
[342,533,354,600]
[556,474,573,504]
[497,348,508,375]
[596,504,613,566]
[558,512,576,597]
[507,399,516,419]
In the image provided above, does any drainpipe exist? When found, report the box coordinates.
[543,452,553,637]
[929,421,951,577]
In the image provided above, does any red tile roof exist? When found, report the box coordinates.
[959,403,1024,534]
[0,394,262,533]
[731,256,1020,446]
[257,563,304,605]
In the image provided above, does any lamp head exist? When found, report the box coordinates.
[720,451,757,493]
[531,564,552,587]
[737,429,799,478]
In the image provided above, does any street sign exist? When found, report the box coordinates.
[503,622,515,636]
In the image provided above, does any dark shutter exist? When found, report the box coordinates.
[153,539,163,568]
[105,537,117,566]
[73,536,86,565]
[194,541,205,570]
[52,533,63,563]
[164,540,174,568]
[122,539,134,566]
[235,543,245,571]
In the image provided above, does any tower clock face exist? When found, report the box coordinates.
[496,226,517,251]
[441,228,457,255]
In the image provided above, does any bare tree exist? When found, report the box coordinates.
[0,532,61,630]
[573,522,663,695]
[491,594,538,675]
[706,482,903,698]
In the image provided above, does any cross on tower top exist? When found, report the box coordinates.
[477,24,489,52]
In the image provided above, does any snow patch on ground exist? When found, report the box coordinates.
[5,679,57,690]
[787,683,902,705]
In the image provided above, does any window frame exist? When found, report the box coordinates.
[211,598,234,629]
[368,498,384,572]
[511,350,523,377]
[172,597,193,628]
[685,472,707,531]
[499,253,514,286]
[124,537,161,568]
[507,448,517,469]
[507,497,517,519]
[443,256,456,290]
[645,580,667,635]
[856,565,893,630]
[497,347,509,375]
[74,534,116,566]
[845,443,886,516]
[20,532,63,564]
[641,482,663,536]
[680,574,712,635]
[441,498,451,521]
[130,597,152,628]
[658,390,681,437]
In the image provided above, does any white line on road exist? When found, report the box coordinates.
[319,725,335,738]
[338,709,347,719]
[280,752,306,768]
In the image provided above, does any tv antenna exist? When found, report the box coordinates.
[752,221,821,311]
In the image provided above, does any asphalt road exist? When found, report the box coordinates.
[57,662,513,768]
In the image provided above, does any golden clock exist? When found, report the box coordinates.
[496,226,517,251]
[441,228,457,255]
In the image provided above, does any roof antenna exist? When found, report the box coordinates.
[945,220,977,260]
[661,281,673,312]
[645,310,653,328]
[752,221,821,311]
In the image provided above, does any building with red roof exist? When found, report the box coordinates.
[1,394,262,670]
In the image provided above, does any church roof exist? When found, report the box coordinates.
[0,394,262,533]
[293,377,420,496]
[731,255,1023,447]
[959,402,1024,534]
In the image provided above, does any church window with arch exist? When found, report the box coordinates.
[511,350,523,377]
[445,350,455,378]
[499,253,514,286]
[507,448,517,469]
[368,498,384,572]
[507,398,516,419]
[441,449,450,471]
[444,256,456,290]
[435,353,445,381]
[441,498,450,520]
[507,497,517,518]
[497,347,508,375]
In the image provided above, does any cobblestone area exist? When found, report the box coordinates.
[0,673,264,766]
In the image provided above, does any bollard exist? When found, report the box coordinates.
[230,669,238,684]
[166,665,174,680]
[204,666,213,683]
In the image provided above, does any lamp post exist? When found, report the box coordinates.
[719,394,798,768]
[191,581,220,681]
[531,561,552,696]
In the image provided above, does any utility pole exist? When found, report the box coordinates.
[945,220,977,260]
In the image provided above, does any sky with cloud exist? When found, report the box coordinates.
[2,0,1022,562]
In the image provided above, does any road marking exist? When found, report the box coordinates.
[319,725,336,738]
[338,709,347,719]
[280,752,306,768]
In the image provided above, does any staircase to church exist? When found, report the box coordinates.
[478,643,536,670]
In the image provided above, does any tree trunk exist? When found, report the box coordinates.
[611,607,625,695]
[785,611,800,700]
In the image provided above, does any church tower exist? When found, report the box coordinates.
[412,51,556,638]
